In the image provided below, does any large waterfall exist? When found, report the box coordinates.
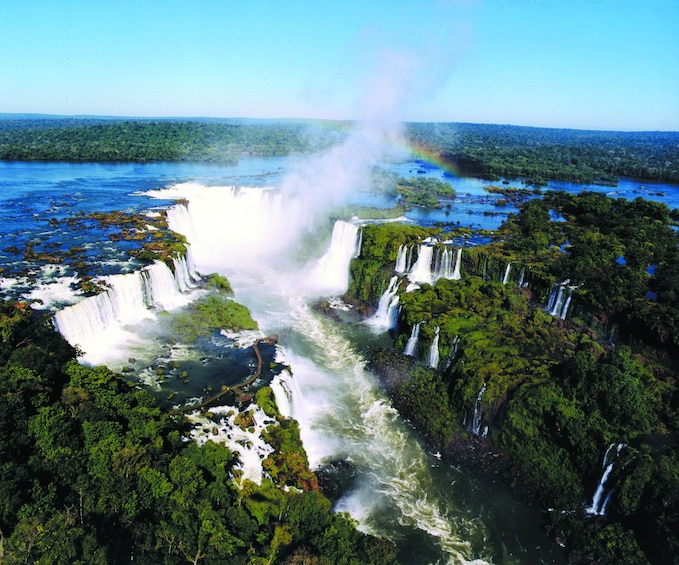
[150,183,490,564]
[54,258,199,365]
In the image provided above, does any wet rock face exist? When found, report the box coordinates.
[315,458,359,503]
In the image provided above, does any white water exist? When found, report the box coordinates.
[395,243,411,274]
[153,183,489,564]
[404,322,421,357]
[367,275,401,331]
[502,261,512,285]
[189,403,277,487]
[428,326,440,369]
[308,220,361,296]
[409,245,435,285]
[546,281,573,319]
[469,383,487,437]
[586,443,627,515]
[54,260,198,365]
[452,248,462,280]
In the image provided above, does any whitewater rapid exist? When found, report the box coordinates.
[151,182,490,565]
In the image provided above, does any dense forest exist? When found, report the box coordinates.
[0,298,397,564]
[346,192,679,564]
[0,116,344,163]
[405,122,679,184]
[1,116,677,185]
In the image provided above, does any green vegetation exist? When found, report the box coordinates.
[168,292,258,343]
[4,117,677,187]
[0,117,346,163]
[394,176,456,208]
[406,122,679,184]
[0,300,396,564]
[352,191,679,564]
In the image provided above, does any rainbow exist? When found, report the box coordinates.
[306,119,466,178]
[407,141,464,179]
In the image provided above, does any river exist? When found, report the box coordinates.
[1,156,678,564]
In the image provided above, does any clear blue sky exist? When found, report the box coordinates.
[1,0,677,131]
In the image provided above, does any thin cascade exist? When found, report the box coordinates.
[586,443,627,516]
[469,383,487,437]
[443,335,460,371]
[546,280,573,319]
[451,248,462,280]
[404,322,421,356]
[517,266,526,287]
[354,227,363,259]
[395,244,410,274]
[433,248,452,281]
[428,326,440,369]
[502,261,512,285]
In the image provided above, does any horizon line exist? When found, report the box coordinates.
[1,112,678,135]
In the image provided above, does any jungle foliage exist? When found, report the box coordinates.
[2,117,677,187]
[354,191,679,564]
[0,300,396,564]
[406,122,679,184]
[0,117,344,163]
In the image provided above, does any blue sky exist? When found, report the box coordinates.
[1,0,677,131]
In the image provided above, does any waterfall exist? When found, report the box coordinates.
[395,244,411,274]
[433,248,452,281]
[404,322,421,356]
[502,261,512,285]
[367,276,401,331]
[469,384,487,437]
[517,266,526,287]
[54,260,196,365]
[408,245,434,285]
[443,335,460,371]
[428,327,440,369]
[586,443,627,516]
[308,220,361,296]
[354,227,363,259]
[172,254,200,292]
[546,281,573,319]
[452,248,462,280]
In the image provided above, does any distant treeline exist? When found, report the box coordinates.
[0,117,344,163]
[1,116,678,184]
[406,122,679,184]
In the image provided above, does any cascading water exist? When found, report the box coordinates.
[309,220,362,296]
[155,184,491,564]
[546,280,573,319]
[404,322,421,357]
[428,326,440,369]
[586,443,627,516]
[452,247,462,280]
[367,276,401,331]
[54,260,198,365]
[468,383,487,437]
[395,243,411,274]
[444,335,460,371]
[408,244,435,285]
[502,261,512,285]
